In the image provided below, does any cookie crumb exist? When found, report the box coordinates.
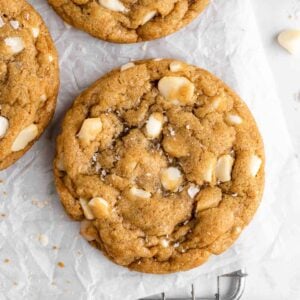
[37,234,49,246]
[3,258,10,264]
[57,262,65,268]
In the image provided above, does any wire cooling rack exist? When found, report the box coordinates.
[140,269,247,300]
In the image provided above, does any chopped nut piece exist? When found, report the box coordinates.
[80,220,97,241]
[196,187,222,212]
[145,112,164,139]
[11,124,38,152]
[158,76,195,105]
[98,0,128,13]
[226,114,242,125]
[120,62,135,71]
[249,154,262,177]
[130,187,151,199]
[161,167,183,191]
[88,197,110,218]
[215,155,234,182]
[78,118,102,143]
[203,157,216,183]
[0,116,9,139]
[79,198,95,220]
[278,30,300,54]
[10,20,19,29]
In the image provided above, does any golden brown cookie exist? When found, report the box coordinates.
[0,0,59,170]
[54,59,264,274]
[48,0,210,43]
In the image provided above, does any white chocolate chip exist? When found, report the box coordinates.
[146,112,164,139]
[98,0,128,13]
[88,197,110,218]
[120,62,135,71]
[4,37,25,54]
[216,155,235,182]
[37,234,49,247]
[32,27,40,38]
[10,20,19,30]
[0,16,5,28]
[78,118,102,143]
[160,239,169,248]
[226,114,243,125]
[169,61,183,72]
[0,116,9,139]
[161,167,183,191]
[48,54,54,62]
[11,124,38,152]
[187,185,200,198]
[79,198,95,220]
[80,220,97,241]
[153,58,162,62]
[130,187,151,199]
[278,30,300,54]
[249,154,262,177]
[141,10,156,25]
[158,76,195,105]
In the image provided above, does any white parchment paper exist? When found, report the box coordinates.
[0,0,299,299]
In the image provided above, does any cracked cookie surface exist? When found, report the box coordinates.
[0,0,59,170]
[48,0,210,43]
[54,59,264,274]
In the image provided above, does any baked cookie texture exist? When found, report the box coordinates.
[0,0,59,170]
[48,0,210,43]
[54,59,265,274]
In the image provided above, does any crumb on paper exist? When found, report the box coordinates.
[37,234,49,246]
[0,179,4,184]
[31,199,49,208]
[3,259,10,264]
[52,245,59,250]
[57,262,65,268]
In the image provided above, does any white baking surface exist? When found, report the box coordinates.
[0,0,299,299]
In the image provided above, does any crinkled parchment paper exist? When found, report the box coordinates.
[0,0,299,299]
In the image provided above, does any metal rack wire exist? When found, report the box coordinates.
[140,269,247,300]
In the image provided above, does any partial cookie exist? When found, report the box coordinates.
[54,59,264,274]
[0,0,59,170]
[48,0,210,43]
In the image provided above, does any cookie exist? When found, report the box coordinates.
[54,59,264,274]
[0,0,59,170]
[48,0,210,43]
